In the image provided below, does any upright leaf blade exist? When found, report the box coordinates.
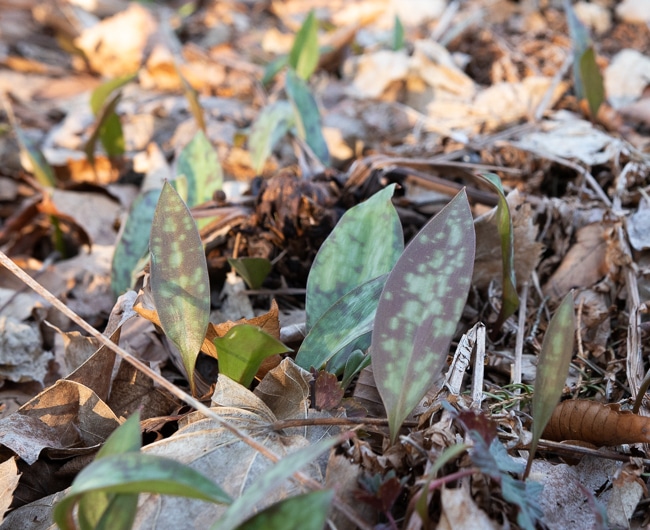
[525,291,575,477]
[372,190,475,442]
[249,100,295,173]
[176,129,223,210]
[150,181,210,393]
[285,69,330,166]
[306,184,403,330]
[288,10,319,80]
[14,126,56,187]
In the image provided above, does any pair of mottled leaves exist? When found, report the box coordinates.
[297,185,476,442]
[54,412,336,530]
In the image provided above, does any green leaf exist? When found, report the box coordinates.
[262,55,289,86]
[213,436,342,530]
[306,184,403,331]
[392,15,405,51]
[285,69,330,166]
[78,414,141,530]
[579,47,605,118]
[372,189,476,443]
[341,349,371,390]
[249,100,295,173]
[54,452,232,530]
[296,274,388,371]
[150,181,210,393]
[14,126,56,187]
[213,324,292,387]
[477,174,518,329]
[227,257,272,289]
[525,291,575,477]
[111,188,161,296]
[288,11,319,80]
[236,490,334,530]
[176,129,223,210]
[83,91,123,166]
[90,73,137,116]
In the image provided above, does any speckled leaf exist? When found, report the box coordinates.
[227,257,272,290]
[372,189,475,443]
[236,490,334,530]
[285,69,330,166]
[525,291,575,477]
[213,324,292,388]
[249,100,295,173]
[297,274,388,371]
[111,188,161,296]
[150,181,210,393]
[176,129,223,210]
[479,174,518,329]
[306,184,403,331]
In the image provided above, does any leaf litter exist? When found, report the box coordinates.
[0,0,650,529]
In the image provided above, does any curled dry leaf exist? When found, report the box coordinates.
[542,400,650,446]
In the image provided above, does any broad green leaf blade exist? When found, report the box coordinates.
[54,453,232,530]
[372,189,475,443]
[341,348,371,390]
[237,490,334,530]
[285,69,330,166]
[14,126,56,187]
[525,291,575,477]
[111,188,161,296]
[227,257,272,289]
[288,11,319,80]
[78,414,141,530]
[392,15,405,51]
[565,0,592,102]
[262,55,289,86]
[213,324,292,387]
[150,181,210,393]
[478,174,518,329]
[83,92,122,166]
[212,436,342,530]
[98,111,126,158]
[579,47,604,118]
[306,184,403,331]
[90,73,137,116]
[176,129,223,209]
[297,274,388,371]
[249,100,295,173]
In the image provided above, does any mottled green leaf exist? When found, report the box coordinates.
[478,174,518,329]
[372,189,475,443]
[392,15,405,51]
[111,188,161,296]
[213,436,341,530]
[176,129,223,210]
[525,291,575,478]
[249,100,295,173]
[237,490,334,530]
[14,126,56,187]
[227,257,272,290]
[579,47,605,118]
[54,452,232,530]
[306,184,403,331]
[297,274,388,371]
[150,181,210,393]
[78,413,141,530]
[285,69,330,166]
[213,324,291,387]
[288,10,319,80]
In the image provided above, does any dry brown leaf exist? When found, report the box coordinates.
[253,357,311,420]
[543,223,611,299]
[542,400,650,446]
[0,316,51,386]
[436,487,498,530]
[0,457,20,525]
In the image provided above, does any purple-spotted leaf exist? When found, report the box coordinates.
[306,185,403,331]
[478,173,518,330]
[372,189,475,443]
[150,181,210,393]
[525,291,575,478]
[213,324,292,388]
